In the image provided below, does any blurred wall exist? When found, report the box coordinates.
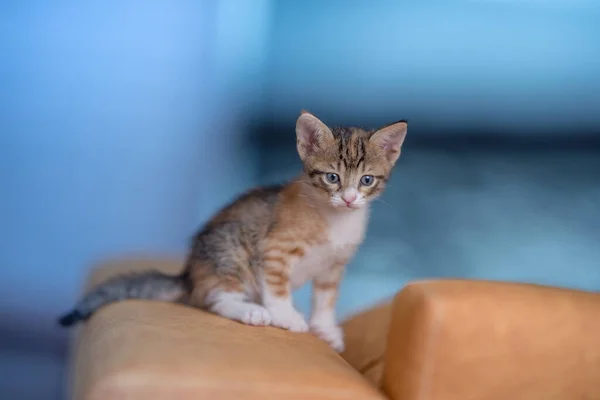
[0,0,272,345]
[264,0,600,135]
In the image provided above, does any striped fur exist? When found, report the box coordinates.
[58,112,407,352]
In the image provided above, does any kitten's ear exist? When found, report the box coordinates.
[296,111,334,160]
[370,121,408,164]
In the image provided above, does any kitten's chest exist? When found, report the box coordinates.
[290,208,368,288]
[324,208,369,248]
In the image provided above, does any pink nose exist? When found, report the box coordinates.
[342,193,357,205]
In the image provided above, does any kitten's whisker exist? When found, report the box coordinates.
[374,198,394,208]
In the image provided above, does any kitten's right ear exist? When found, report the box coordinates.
[296,111,334,160]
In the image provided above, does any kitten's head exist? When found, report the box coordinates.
[296,111,407,211]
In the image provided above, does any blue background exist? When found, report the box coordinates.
[1,1,599,398]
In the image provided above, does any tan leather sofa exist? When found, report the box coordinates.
[67,258,600,399]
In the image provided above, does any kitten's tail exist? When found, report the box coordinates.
[57,270,188,327]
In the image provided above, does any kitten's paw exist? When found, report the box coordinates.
[310,321,345,352]
[241,305,272,326]
[268,306,309,332]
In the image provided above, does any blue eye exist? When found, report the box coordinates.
[325,173,339,184]
[360,175,375,186]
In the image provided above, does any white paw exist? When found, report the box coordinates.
[268,306,309,332]
[241,305,272,326]
[310,321,345,352]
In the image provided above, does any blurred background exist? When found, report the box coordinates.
[1,0,599,398]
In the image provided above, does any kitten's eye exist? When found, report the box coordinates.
[325,173,339,184]
[360,175,375,186]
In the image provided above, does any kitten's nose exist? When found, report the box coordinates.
[342,192,357,205]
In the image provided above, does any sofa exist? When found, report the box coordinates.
[66,258,600,399]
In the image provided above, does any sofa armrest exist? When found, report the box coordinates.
[67,258,385,400]
[382,280,600,400]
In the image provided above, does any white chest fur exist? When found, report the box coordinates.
[290,208,369,289]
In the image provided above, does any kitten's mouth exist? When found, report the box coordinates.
[332,202,361,211]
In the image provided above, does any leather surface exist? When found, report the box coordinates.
[383,280,600,400]
[69,258,385,400]
[341,301,392,387]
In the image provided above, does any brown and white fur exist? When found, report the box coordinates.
[58,112,408,352]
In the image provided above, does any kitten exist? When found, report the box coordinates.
[58,111,407,352]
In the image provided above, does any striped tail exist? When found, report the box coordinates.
[58,270,186,327]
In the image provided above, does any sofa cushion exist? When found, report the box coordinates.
[383,279,600,400]
[341,301,392,387]
[68,258,385,400]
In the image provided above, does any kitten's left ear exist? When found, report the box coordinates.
[370,121,408,165]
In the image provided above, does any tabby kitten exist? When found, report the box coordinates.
[58,112,407,352]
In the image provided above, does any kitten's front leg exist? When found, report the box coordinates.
[310,256,348,352]
[261,247,308,332]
